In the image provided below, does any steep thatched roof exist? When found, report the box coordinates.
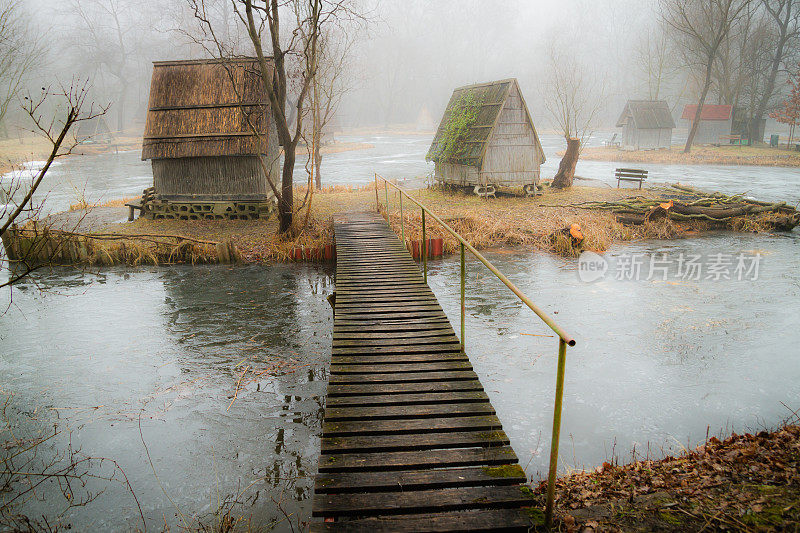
[616,100,676,129]
[142,58,274,160]
[426,78,544,167]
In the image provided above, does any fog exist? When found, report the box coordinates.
[5,0,797,136]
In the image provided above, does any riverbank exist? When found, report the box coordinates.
[7,182,794,267]
[532,422,800,531]
[0,134,373,174]
[0,131,144,174]
[577,145,800,167]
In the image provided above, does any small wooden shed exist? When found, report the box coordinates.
[616,100,675,150]
[681,104,733,145]
[426,79,545,196]
[76,116,114,144]
[141,58,279,219]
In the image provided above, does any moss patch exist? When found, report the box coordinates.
[482,464,526,478]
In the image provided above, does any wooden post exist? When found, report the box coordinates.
[460,243,465,352]
[400,193,404,246]
[374,174,379,212]
[421,209,427,283]
[385,180,389,218]
[545,338,568,528]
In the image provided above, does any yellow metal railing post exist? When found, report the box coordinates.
[460,243,465,352]
[421,208,427,283]
[374,174,379,212]
[545,338,568,529]
[400,193,405,247]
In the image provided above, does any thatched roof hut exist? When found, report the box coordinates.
[141,58,279,216]
[615,100,675,150]
[426,78,545,195]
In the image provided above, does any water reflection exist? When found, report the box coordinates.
[0,264,333,531]
[426,231,800,481]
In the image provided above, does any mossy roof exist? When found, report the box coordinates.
[426,78,543,168]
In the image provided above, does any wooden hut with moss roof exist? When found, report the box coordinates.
[426,78,545,196]
[140,58,279,220]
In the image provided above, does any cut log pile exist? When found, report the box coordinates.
[563,184,800,231]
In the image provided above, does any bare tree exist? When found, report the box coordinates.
[66,0,159,131]
[187,0,360,234]
[1,81,108,290]
[543,46,605,188]
[306,29,355,189]
[635,28,675,101]
[661,0,751,152]
[753,0,800,140]
[0,1,43,136]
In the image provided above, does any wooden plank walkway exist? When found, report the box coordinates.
[311,212,534,531]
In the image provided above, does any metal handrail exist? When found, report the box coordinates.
[374,173,574,528]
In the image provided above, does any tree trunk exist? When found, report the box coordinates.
[551,138,580,189]
[117,80,127,132]
[685,60,715,153]
[753,5,791,145]
[279,148,295,233]
[314,139,322,189]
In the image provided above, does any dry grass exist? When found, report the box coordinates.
[60,182,783,265]
[8,221,230,266]
[579,144,800,167]
[69,196,138,211]
[380,186,685,257]
[104,184,378,262]
[104,184,699,261]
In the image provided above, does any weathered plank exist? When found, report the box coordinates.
[329,361,473,375]
[309,508,531,532]
[332,345,462,356]
[321,429,508,454]
[317,446,518,473]
[313,485,534,516]
[325,390,489,407]
[321,415,504,437]
[330,354,467,366]
[323,402,494,422]
[329,370,479,384]
[326,380,486,396]
[315,464,526,494]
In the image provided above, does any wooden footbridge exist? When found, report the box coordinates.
[312,178,575,531]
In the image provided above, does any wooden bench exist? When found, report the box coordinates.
[604,133,620,147]
[125,187,155,221]
[615,168,647,189]
[719,134,743,146]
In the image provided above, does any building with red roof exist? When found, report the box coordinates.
[681,104,733,145]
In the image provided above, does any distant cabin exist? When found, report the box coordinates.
[141,58,279,219]
[426,78,545,195]
[615,100,675,150]
[76,116,114,144]
[681,104,733,145]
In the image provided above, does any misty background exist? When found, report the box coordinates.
[2,0,797,140]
